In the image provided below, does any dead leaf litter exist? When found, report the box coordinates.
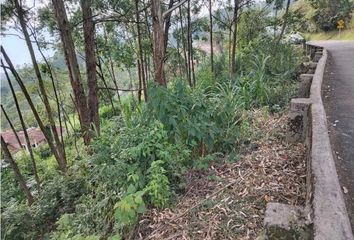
[134,110,306,240]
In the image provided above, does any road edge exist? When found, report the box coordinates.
[307,44,354,240]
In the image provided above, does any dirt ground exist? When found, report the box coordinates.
[129,110,307,240]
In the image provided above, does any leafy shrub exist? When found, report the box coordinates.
[146,160,171,207]
[309,0,354,31]
[99,104,120,120]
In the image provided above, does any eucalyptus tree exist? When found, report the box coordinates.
[151,0,188,86]
[51,0,99,146]
[209,0,214,73]
[81,0,100,135]
[2,61,41,187]
[17,0,67,170]
[1,0,67,171]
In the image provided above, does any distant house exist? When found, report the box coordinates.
[1,127,64,154]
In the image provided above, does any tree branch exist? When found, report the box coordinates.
[163,0,188,19]
[98,87,140,92]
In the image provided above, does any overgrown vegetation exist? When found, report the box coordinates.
[1,0,304,239]
[1,40,301,239]
[291,0,354,33]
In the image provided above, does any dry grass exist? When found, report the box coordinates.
[131,109,306,240]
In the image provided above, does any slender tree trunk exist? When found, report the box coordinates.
[276,0,291,46]
[1,136,34,206]
[81,0,100,136]
[187,0,196,86]
[186,2,192,86]
[14,0,67,171]
[33,34,67,164]
[143,2,154,76]
[228,25,232,72]
[209,0,214,73]
[96,58,115,111]
[274,8,278,37]
[2,63,40,187]
[1,46,67,172]
[102,27,121,102]
[176,30,183,75]
[137,59,143,102]
[142,52,148,101]
[52,0,91,146]
[164,0,175,54]
[108,57,121,103]
[1,105,22,148]
[230,0,239,78]
[179,7,190,85]
[135,0,147,101]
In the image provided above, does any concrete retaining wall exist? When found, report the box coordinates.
[264,44,354,240]
[307,44,353,240]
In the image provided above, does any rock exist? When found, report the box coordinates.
[264,203,312,240]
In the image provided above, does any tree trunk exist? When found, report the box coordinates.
[1,105,22,148]
[135,0,147,101]
[81,0,100,136]
[14,0,67,171]
[179,7,190,86]
[164,0,175,54]
[96,58,116,111]
[1,46,67,172]
[151,0,166,86]
[1,136,34,206]
[137,59,143,102]
[33,33,67,166]
[102,26,121,103]
[52,0,91,146]
[209,0,214,73]
[276,0,291,46]
[187,0,196,86]
[230,0,239,78]
[1,63,40,187]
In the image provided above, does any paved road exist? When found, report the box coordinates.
[311,41,354,229]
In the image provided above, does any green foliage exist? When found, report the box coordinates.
[1,1,303,238]
[309,0,354,31]
[146,160,170,207]
[99,104,120,120]
[114,191,146,225]
[237,9,269,48]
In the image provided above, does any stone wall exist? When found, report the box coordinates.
[264,44,354,240]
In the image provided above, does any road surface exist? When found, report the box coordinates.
[311,41,354,230]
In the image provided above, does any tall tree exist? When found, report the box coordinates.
[151,0,188,86]
[230,0,239,78]
[2,62,40,187]
[1,105,22,148]
[81,0,100,135]
[135,0,147,101]
[179,6,191,86]
[52,0,92,145]
[14,0,67,170]
[209,0,214,73]
[276,0,291,45]
[151,0,167,86]
[1,46,67,172]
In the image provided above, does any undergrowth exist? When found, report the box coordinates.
[1,39,301,239]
